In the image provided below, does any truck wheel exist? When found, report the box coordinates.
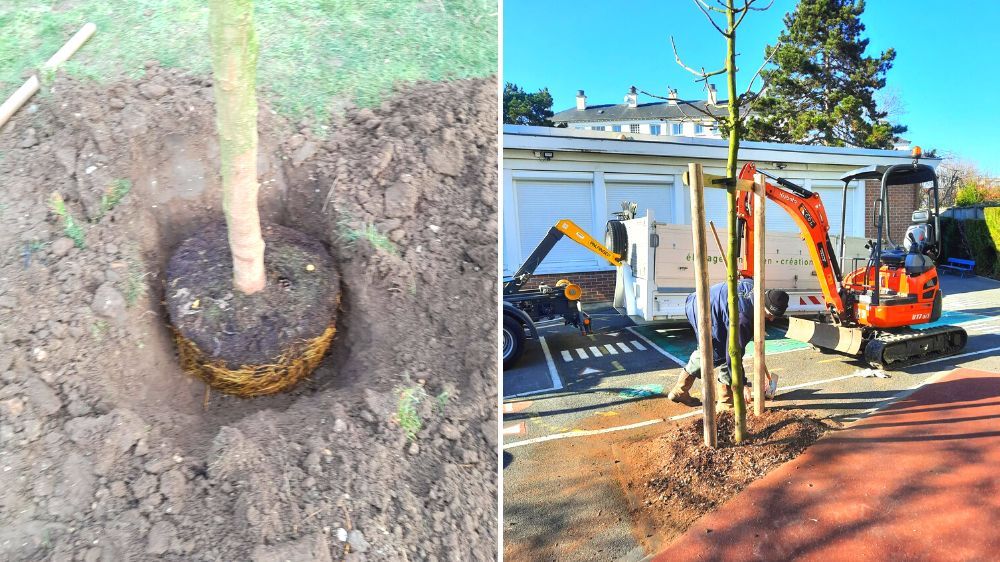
[605,220,628,257]
[503,315,526,368]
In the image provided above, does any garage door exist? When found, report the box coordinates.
[606,181,672,222]
[515,180,596,274]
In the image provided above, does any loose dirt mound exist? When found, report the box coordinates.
[0,65,496,560]
[613,409,833,553]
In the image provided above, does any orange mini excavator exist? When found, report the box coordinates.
[734,148,967,369]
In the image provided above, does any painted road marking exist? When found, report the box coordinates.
[503,401,533,414]
[626,326,686,367]
[503,422,527,436]
[505,337,564,399]
[503,418,663,450]
[556,340,653,362]
[503,365,972,448]
[910,345,1000,368]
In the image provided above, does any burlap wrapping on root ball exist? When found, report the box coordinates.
[165,222,340,397]
[172,325,335,397]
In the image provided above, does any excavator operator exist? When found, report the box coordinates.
[667,278,789,407]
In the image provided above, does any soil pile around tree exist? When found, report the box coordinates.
[0,64,496,561]
[613,409,834,553]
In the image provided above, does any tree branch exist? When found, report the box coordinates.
[636,88,721,121]
[693,0,730,36]
[743,41,780,97]
[671,36,727,80]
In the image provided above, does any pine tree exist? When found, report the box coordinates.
[745,0,906,149]
[503,82,554,126]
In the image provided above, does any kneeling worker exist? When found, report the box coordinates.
[668,278,788,407]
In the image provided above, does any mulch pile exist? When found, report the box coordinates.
[614,409,835,551]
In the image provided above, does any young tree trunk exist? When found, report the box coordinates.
[725,3,747,443]
[209,0,265,294]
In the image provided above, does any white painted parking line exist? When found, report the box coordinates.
[588,346,603,357]
[537,337,563,392]
[910,345,1000,368]
[560,350,573,362]
[575,348,588,359]
[616,342,632,353]
[503,418,664,450]
[603,344,619,355]
[630,340,648,351]
[626,327,686,367]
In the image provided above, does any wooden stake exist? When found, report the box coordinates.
[0,23,96,130]
[753,173,766,415]
[688,163,716,447]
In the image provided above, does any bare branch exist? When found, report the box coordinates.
[695,0,726,13]
[692,0,730,36]
[636,88,720,121]
[745,0,775,10]
[743,41,780,97]
[671,36,727,80]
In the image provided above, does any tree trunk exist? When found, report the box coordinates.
[725,3,747,443]
[209,0,265,294]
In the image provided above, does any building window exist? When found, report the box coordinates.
[573,125,585,130]
[671,123,683,135]
[592,125,605,131]
[649,124,661,135]
[629,124,640,134]
[695,124,704,134]
[612,125,622,132]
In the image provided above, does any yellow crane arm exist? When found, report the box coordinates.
[555,219,623,267]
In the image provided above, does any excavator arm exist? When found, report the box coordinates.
[503,219,623,295]
[736,162,846,316]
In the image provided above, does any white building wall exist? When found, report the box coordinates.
[502,126,936,277]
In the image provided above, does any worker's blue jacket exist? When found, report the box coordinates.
[684,278,755,368]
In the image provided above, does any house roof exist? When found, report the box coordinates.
[551,100,730,123]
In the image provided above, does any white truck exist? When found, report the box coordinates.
[610,208,871,323]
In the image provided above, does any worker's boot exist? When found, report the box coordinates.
[667,372,702,407]
[716,383,734,409]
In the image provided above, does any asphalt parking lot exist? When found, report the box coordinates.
[502,274,1000,561]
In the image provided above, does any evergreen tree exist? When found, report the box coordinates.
[503,82,554,126]
[745,0,906,149]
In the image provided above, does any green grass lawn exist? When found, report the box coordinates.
[0,0,497,124]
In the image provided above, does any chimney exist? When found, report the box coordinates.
[707,84,717,105]
[667,88,678,106]
[625,86,638,108]
[576,90,587,111]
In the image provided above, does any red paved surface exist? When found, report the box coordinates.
[655,368,1000,562]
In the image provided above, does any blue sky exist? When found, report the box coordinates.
[503,0,1000,174]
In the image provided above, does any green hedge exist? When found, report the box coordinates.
[936,214,1000,278]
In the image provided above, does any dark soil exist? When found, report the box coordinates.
[613,409,834,553]
[0,64,496,561]
[166,222,338,367]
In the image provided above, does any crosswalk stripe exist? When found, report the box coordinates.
[630,340,648,351]
[604,344,619,355]
[575,348,588,359]
[503,422,526,436]
[560,350,573,362]
[617,342,632,353]
[588,346,603,357]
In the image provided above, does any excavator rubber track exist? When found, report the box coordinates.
[863,324,968,370]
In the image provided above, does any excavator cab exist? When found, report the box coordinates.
[838,147,942,312]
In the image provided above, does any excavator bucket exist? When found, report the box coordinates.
[784,317,864,355]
